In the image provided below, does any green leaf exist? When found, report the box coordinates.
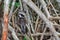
[15,2,20,8]
[23,36,27,40]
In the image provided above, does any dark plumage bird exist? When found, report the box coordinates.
[18,12,27,34]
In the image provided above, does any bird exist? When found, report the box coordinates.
[18,12,27,34]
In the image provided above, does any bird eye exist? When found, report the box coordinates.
[19,15,22,18]
[18,14,25,19]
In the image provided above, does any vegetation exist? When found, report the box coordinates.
[0,0,60,40]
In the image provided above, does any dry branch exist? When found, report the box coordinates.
[2,0,10,40]
[39,0,51,18]
[9,0,16,21]
[22,0,59,40]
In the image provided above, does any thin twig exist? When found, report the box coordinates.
[22,0,59,40]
